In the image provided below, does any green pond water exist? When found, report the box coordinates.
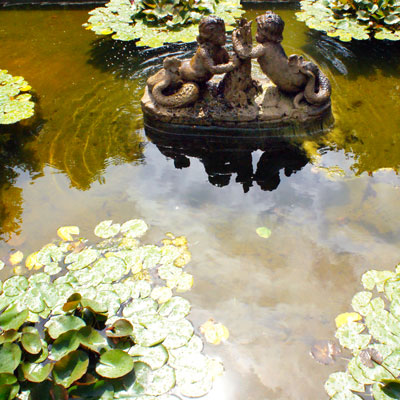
[1,4,400,399]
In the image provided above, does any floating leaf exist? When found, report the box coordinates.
[359,348,383,368]
[0,343,21,374]
[21,328,42,355]
[94,220,121,239]
[106,319,133,338]
[163,319,194,349]
[53,350,89,388]
[256,227,272,239]
[151,287,172,304]
[158,297,191,321]
[3,276,28,297]
[128,344,168,370]
[50,330,82,361]
[69,380,114,400]
[200,319,229,345]
[9,251,23,266]
[325,371,365,397]
[121,219,148,238]
[57,226,79,241]
[78,326,108,353]
[310,340,341,365]
[21,362,53,383]
[335,312,362,328]
[0,305,28,331]
[96,349,134,379]
[134,362,175,396]
[46,315,86,339]
[64,248,99,271]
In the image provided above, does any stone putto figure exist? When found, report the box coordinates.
[141,11,332,129]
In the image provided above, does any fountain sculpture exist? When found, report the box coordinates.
[141,11,332,136]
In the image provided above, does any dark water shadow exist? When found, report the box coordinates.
[0,113,44,240]
[87,37,198,81]
[302,30,400,78]
[145,126,310,193]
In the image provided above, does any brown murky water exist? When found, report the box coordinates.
[0,4,400,399]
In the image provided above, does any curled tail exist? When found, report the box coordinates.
[300,63,331,106]
[152,81,199,108]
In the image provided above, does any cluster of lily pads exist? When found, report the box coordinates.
[83,0,244,47]
[0,219,224,399]
[296,0,400,41]
[325,264,400,399]
[0,70,35,125]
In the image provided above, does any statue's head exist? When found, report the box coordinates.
[197,16,226,46]
[255,11,284,43]
[163,57,181,73]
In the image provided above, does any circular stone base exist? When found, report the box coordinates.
[141,78,333,139]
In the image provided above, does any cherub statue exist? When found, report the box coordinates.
[232,11,331,107]
[146,15,239,108]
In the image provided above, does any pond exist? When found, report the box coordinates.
[0,4,400,399]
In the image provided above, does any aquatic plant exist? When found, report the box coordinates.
[325,263,400,399]
[296,0,400,41]
[0,70,35,125]
[83,0,244,47]
[0,220,224,399]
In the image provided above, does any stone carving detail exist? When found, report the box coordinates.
[142,11,332,129]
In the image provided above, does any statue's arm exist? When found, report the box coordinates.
[232,30,265,59]
[200,48,237,74]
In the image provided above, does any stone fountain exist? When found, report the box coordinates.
[141,11,333,137]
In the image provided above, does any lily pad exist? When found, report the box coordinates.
[21,362,53,383]
[96,349,134,379]
[121,219,148,238]
[256,227,272,239]
[21,328,42,355]
[106,319,133,338]
[79,326,108,353]
[64,248,99,271]
[94,220,121,239]
[0,343,21,374]
[128,344,168,370]
[50,330,82,361]
[0,305,28,331]
[53,350,89,388]
[134,362,175,396]
[46,315,86,339]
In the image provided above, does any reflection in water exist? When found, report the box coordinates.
[0,119,43,240]
[145,127,310,192]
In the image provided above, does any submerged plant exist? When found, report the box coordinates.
[0,70,35,125]
[296,0,400,41]
[83,0,244,47]
[325,264,400,399]
[0,219,224,399]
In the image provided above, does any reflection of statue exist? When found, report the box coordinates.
[232,12,331,107]
[146,16,238,108]
[141,11,332,131]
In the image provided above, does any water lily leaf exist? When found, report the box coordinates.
[79,326,108,353]
[158,297,191,321]
[335,322,371,351]
[94,220,121,239]
[0,382,20,400]
[100,256,127,283]
[69,380,114,400]
[131,319,169,347]
[355,352,393,382]
[200,319,229,345]
[359,348,383,368]
[3,276,28,297]
[28,273,50,287]
[57,226,80,241]
[362,270,395,292]
[121,219,148,238]
[53,350,89,388]
[310,340,341,365]
[256,227,272,239]
[0,343,21,374]
[81,298,108,313]
[163,319,194,349]
[123,298,158,320]
[134,362,175,396]
[0,374,16,386]
[325,371,365,397]
[335,312,362,328]
[151,287,172,304]
[36,245,63,269]
[62,293,82,312]
[160,246,182,266]
[158,264,183,282]
[351,291,373,316]
[50,330,82,361]
[25,339,49,364]
[9,251,23,266]
[96,349,134,378]
[64,248,99,271]
[0,330,20,345]
[373,383,400,400]
[0,305,28,331]
[106,319,133,338]
[46,315,86,339]
[21,329,42,355]
[23,287,46,313]
[21,362,53,383]
[112,283,132,303]
[128,344,168,370]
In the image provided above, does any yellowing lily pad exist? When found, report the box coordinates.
[200,319,229,345]
[335,312,363,328]
[57,226,80,241]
